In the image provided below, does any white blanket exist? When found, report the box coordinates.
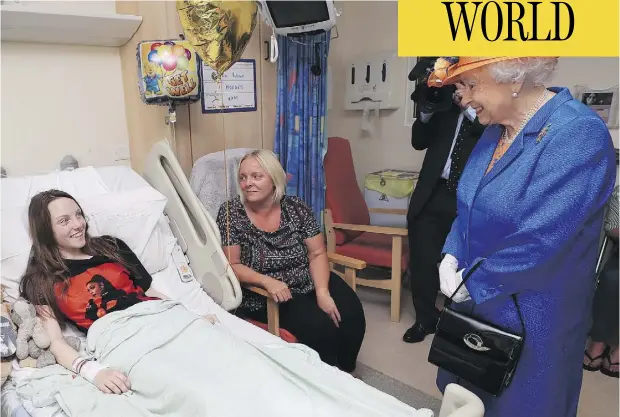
[16,300,424,417]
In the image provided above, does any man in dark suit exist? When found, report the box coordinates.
[403,92,485,343]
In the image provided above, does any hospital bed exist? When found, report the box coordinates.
[0,140,484,417]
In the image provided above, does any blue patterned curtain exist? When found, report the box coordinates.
[274,32,330,227]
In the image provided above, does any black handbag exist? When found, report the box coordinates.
[428,261,525,397]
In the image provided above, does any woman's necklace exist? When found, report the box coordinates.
[502,88,549,145]
[486,88,549,174]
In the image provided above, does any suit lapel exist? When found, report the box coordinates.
[477,87,573,191]
[479,130,524,189]
[439,107,461,157]
[464,125,501,208]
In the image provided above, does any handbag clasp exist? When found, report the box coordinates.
[463,333,491,352]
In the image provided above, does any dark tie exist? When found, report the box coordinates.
[446,118,471,193]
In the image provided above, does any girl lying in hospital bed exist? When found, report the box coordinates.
[16,189,421,417]
[20,189,172,394]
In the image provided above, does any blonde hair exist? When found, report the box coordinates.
[238,149,287,204]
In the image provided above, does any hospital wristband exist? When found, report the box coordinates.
[71,356,91,374]
[79,360,109,384]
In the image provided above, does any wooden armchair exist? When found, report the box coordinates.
[324,137,409,322]
[324,208,407,322]
[245,253,366,339]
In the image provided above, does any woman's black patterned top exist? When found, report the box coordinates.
[216,195,321,312]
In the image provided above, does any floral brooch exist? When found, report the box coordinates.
[536,124,551,143]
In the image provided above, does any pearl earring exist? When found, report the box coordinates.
[512,92,518,98]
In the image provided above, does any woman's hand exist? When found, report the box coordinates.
[93,368,131,394]
[451,270,471,303]
[263,278,292,303]
[316,290,341,327]
[439,254,459,297]
[439,255,471,303]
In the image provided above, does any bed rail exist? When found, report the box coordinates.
[143,140,242,311]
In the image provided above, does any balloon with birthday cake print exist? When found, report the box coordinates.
[136,39,201,105]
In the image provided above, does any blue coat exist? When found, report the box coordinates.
[437,87,617,417]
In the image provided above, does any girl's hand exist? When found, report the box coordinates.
[93,368,131,394]
[203,314,219,324]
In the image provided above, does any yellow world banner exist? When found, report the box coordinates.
[398,0,619,57]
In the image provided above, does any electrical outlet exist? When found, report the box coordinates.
[115,145,130,161]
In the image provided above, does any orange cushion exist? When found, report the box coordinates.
[336,232,408,270]
[244,319,298,343]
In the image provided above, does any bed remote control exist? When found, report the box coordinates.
[171,245,195,283]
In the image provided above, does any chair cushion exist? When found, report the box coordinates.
[325,137,370,245]
[336,232,408,270]
[244,319,298,343]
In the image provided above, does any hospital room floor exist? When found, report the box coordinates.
[355,286,620,417]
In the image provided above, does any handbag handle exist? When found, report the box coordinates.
[447,259,526,338]
[446,259,482,304]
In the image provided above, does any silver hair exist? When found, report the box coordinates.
[488,57,558,86]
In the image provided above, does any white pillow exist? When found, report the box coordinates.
[80,187,174,274]
[1,253,30,303]
[0,207,31,261]
[1,206,32,303]
[132,215,177,275]
[0,167,109,210]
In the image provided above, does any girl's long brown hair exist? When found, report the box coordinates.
[20,189,131,322]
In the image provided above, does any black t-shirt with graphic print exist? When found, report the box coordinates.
[216,195,321,312]
[55,236,157,332]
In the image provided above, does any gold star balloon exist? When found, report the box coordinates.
[176,0,258,81]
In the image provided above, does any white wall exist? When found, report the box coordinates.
[328,1,620,189]
[2,0,116,15]
[0,1,130,176]
[328,2,418,189]
[552,57,619,148]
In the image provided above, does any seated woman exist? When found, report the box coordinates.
[216,149,366,373]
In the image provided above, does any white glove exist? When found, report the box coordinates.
[439,255,471,303]
[439,254,458,298]
[452,270,471,303]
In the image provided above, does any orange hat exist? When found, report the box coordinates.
[427,57,518,88]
